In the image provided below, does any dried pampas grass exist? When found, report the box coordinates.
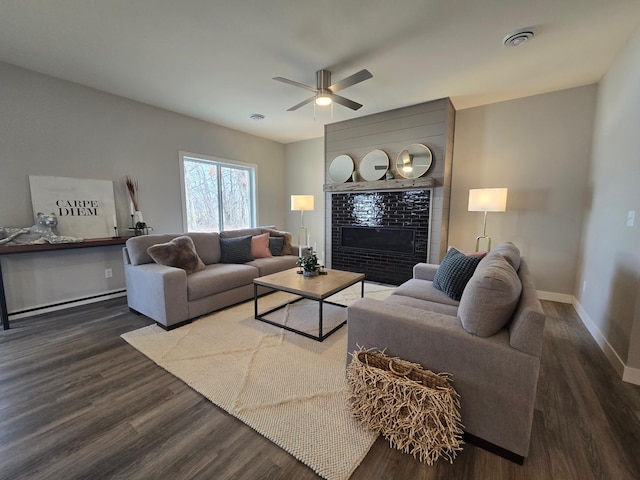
[125,176,139,211]
[347,348,464,465]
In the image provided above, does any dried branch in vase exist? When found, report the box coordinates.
[125,176,139,211]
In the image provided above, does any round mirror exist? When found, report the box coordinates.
[328,154,354,183]
[396,144,433,179]
[359,149,389,181]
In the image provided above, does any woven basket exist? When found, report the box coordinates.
[346,348,464,464]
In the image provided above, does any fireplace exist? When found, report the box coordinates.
[340,226,416,255]
[331,190,430,285]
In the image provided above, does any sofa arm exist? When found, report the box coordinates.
[413,262,439,281]
[346,297,540,457]
[124,263,189,327]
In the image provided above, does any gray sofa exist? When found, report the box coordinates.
[346,242,545,463]
[123,227,300,329]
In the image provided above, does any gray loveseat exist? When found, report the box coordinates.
[346,242,545,463]
[123,227,300,329]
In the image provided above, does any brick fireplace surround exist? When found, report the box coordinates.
[331,189,431,285]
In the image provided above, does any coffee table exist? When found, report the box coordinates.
[253,268,365,342]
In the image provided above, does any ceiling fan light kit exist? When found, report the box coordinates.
[273,68,372,111]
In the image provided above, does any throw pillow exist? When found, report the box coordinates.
[268,236,284,256]
[147,236,205,275]
[492,242,521,271]
[262,228,293,255]
[251,233,272,258]
[457,252,522,337]
[220,235,254,263]
[433,247,482,301]
[447,246,488,259]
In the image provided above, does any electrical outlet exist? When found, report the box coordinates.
[105,268,113,278]
[627,210,635,227]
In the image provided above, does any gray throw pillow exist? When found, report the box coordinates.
[492,242,521,271]
[433,247,482,301]
[268,236,284,256]
[147,236,205,275]
[220,235,254,263]
[458,252,522,337]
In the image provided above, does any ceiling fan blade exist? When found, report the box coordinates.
[273,76,318,93]
[287,96,315,111]
[329,69,373,93]
[330,93,363,111]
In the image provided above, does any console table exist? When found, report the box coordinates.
[0,237,128,330]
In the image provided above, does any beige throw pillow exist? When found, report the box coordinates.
[147,236,205,275]
[262,228,294,255]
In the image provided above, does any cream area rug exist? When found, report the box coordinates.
[121,282,393,480]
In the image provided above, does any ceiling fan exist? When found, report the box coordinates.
[273,68,373,111]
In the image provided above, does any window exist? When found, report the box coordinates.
[179,151,257,232]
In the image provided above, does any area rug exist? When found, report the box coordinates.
[121,283,393,480]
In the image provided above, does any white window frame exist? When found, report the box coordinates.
[178,151,258,232]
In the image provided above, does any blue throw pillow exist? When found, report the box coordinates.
[433,247,482,301]
[220,235,254,263]
[268,236,284,256]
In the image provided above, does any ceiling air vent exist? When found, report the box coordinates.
[503,28,535,47]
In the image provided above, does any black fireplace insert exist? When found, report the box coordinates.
[340,226,416,255]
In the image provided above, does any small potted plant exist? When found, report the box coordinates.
[297,247,320,277]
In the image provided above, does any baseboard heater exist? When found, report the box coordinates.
[8,289,127,320]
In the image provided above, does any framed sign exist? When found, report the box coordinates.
[28,176,116,239]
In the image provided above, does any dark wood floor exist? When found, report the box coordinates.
[1,299,639,480]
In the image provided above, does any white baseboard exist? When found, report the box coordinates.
[537,290,573,303]
[623,365,640,384]
[8,289,127,321]
[572,298,640,385]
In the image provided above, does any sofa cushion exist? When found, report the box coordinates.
[433,247,482,301]
[247,256,298,276]
[458,252,522,337]
[268,236,284,256]
[220,235,254,263]
[384,294,459,317]
[219,227,265,239]
[251,233,272,258]
[126,234,179,265]
[492,242,521,271]
[392,278,460,307]
[262,228,294,255]
[187,263,258,301]
[187,232,221,265]
[147,236,205,275]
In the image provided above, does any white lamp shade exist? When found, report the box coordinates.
[468,188,508,212]
[291,194,315,211]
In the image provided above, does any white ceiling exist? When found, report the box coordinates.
[1,1,639,144]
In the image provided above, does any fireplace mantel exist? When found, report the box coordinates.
[323,176,441,193]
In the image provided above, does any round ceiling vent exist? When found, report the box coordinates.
[503,28,535,47]
[249,113,265,120]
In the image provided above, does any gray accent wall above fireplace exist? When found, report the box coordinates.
[324,98,455,269]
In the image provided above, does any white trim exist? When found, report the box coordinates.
[571,298,639,384]
[623,366,640,384]
[8,290,127,321]
[537,290,573,303]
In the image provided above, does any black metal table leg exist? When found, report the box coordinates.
[0,261,9,330]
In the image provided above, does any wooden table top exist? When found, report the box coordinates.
[253,268,365,300]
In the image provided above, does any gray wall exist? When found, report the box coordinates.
[449,85,597,297]
[284,137,325,252]
[0,62,286,314]
[577,25,640,380]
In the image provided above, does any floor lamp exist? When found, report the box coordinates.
[468,188,508,251]
[291,195,314,251]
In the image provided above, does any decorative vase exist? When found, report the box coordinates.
[303,269,319,277]
[134,210,144,224]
